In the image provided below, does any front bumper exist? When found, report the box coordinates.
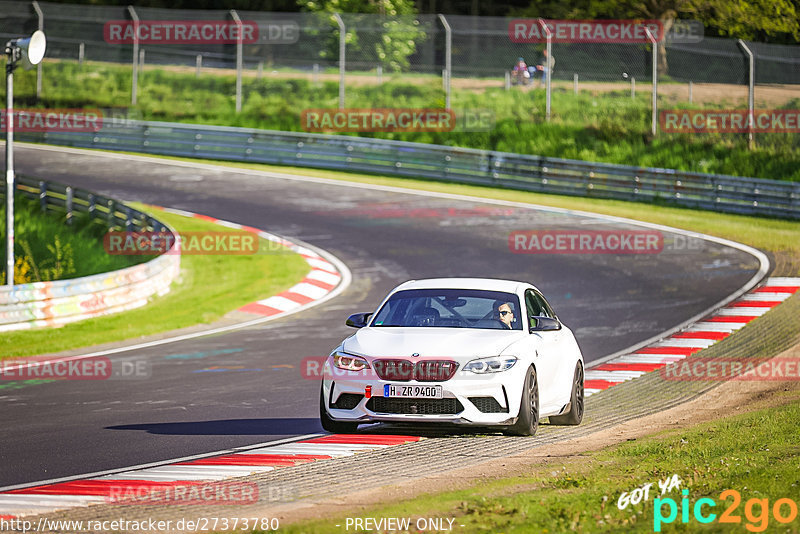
[322,360,526,426]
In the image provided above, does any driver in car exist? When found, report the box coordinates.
[497,302,515,329]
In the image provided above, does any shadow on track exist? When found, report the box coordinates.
[107,418,323,435]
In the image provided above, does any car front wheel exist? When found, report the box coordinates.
[319,385,359,434]
[506,365,539,436]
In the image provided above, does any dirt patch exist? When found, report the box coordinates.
[267,342,800,526]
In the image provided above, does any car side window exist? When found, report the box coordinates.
[533,291,556,319]
[525,290,541,327]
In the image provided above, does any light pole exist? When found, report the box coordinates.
[4,30,46,286]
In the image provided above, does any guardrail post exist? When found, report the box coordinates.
[334,13,345,109]
[38,181,47,212]
[230,10,244,114]
[65,186,73,225]
[127,5,139,106]
[88,193,96,218]
[126,206,133,232]
[438,14,452,110]
[645,27,658,136]
[32,1,43,98]
[107,199,115,227]
[737,39,755,149]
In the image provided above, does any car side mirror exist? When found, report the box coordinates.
[346,312,372,328]
[530,316,561,332]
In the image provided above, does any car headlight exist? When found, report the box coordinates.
[331,351,371,372]
[463,355,518,374]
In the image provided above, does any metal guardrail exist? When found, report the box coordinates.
[17,121,800,219]
[13,175,172,233]
[0,176,180,331]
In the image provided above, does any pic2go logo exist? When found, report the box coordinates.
[654,489,798,532]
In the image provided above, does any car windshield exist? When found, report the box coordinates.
[371,289,522,330]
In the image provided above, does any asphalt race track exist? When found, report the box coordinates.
[0,145,763,488]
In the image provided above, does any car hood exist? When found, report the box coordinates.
[343,327,527,359]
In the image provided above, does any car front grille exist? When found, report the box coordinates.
[366,397,464,415]
[331,393,364,410]
[469,396,507,413]
[372,359,458,382]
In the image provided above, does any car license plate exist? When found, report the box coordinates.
[383,384,442,399]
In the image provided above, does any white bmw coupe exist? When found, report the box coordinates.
[320,278,585,436]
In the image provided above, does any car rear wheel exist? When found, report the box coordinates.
[319,386,359,433]
[505,366,539,436]
[550,361,584,425]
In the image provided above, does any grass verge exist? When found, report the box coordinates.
[0,194,144,283]
[0,203,311,359]
[276,390,800,534]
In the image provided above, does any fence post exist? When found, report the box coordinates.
[645,27,657,136]
[334,13,345,109]
[196,54,202,77]
[377,65,382,84]
[737,39,755,149]
[631,77,636,99]
[538,19,552,122]
[438,14,452,110]
[139,49,145,70]
[573,73,578,94]
[688,80,693,103]
[504,71,510,90]
[312,63,319,86]
[32,1,43,98]
[127,5,139,106]
[79,42,85,65]
[230,10,243,113]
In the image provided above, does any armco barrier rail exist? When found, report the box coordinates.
[0,176,180,332]
[17,121,800,219]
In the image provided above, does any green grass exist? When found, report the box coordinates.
[0,194,144,283]
[0,204,311,358]
[275,393,800,534]
[10,60,800,181]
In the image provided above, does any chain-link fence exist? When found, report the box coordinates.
[1,1,799,130]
